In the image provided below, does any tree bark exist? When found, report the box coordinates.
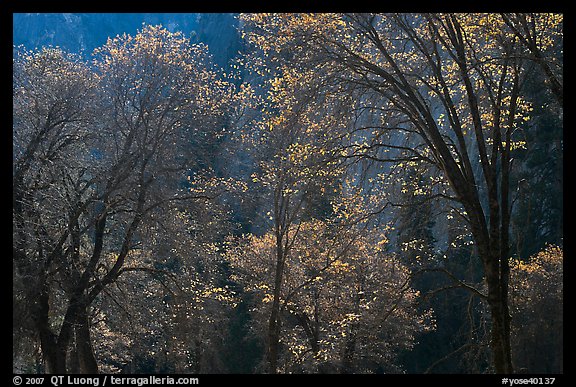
[266,243,284,374]
[75,308,99,374]
[35,286,63,374]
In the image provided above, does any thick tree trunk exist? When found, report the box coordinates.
[36,302,62,373]
[482,245,514,374]
[454,189,513,374]
[75,308,99,374]
[32,282,67,374]
[487,290,513,373]
[42,297,99,374]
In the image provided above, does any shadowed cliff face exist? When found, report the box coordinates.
[13,13,242,68]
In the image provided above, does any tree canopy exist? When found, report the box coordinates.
[13,14,562,375]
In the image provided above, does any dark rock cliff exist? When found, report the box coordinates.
[13,13,242,68]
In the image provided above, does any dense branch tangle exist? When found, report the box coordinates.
[13,14,562,374]
[240,12,562,373]
[13,26,235,373]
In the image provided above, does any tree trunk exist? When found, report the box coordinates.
[75,308,99,374]
[194,338,202,374]
[267,268,283,374]
[266,184,291,375]
[295,311,320,356]
[483,247,514,374]
[340,330,357,374]
[31,281,67,374]
[36,297,62,373]
[488,290,513,373]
